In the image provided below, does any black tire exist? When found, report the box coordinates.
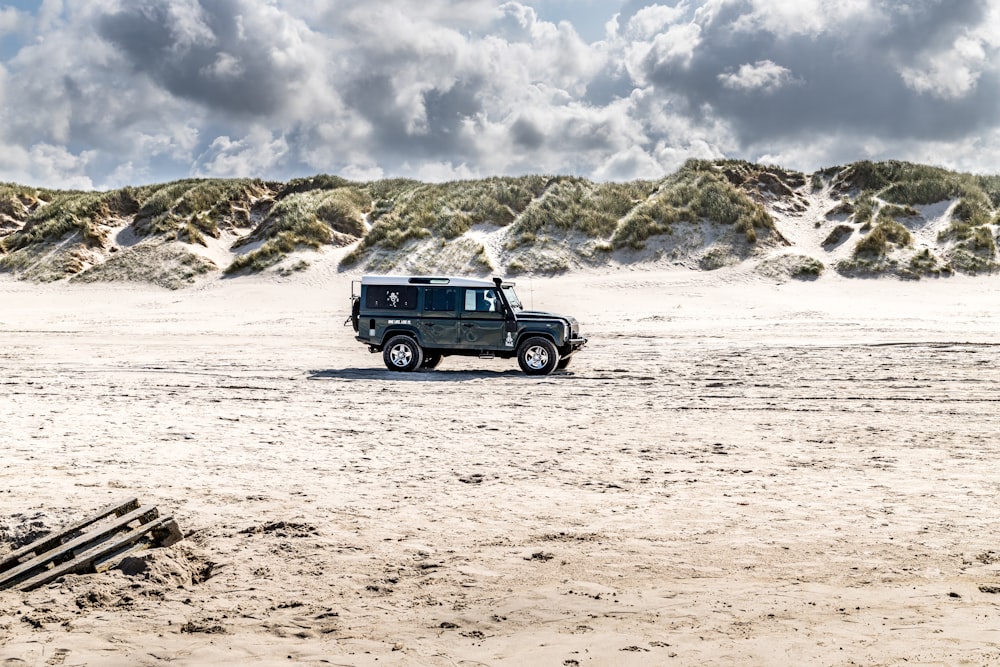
[350,298,360,332]
[556,355,573,370]
[383,335,423,372]
[421,353,442,369]
[517,336,559,375]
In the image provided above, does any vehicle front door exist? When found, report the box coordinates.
[457,287,506,349]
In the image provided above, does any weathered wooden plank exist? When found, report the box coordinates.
[0,505,158,591]
[0,497,140,574]
[92,518,183,573]
[18,516,179,591]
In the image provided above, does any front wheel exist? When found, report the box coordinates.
[556,355,573,370]
[383,335,424,372]
[421,353,442,369]
[517,337,559,375]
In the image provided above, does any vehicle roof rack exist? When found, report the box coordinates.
[361,275,501,288]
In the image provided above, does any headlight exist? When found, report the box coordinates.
[563,323,570,340]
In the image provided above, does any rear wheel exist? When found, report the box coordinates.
[383,335,423,372]
[517,337,559,375]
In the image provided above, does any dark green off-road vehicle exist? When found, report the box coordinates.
[348,276,587,375]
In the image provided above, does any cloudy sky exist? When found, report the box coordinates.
[1,0,998,189]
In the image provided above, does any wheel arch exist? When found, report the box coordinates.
[514,330,556,350]
[378,326,423,349]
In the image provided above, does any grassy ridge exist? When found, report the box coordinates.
[611,160,776,249]
[0,159,998,282]
[824,160,1000,276]
[226,183,372,274]
[347,159,784,272]
[0,186,140,252]
[341,176,549,265]
[131,179,271,244]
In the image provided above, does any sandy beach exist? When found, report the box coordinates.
[2,267,1000,666]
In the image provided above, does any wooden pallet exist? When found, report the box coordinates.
[0,498,182,592]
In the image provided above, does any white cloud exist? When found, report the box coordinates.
[653,138,725,174]
[593,145,665,181]
[0,7,26,34]
[37,0,66,32]
[731,0,875,37]
[495,1,538,38]
[889,128,1000,175]
[719,60,795,93]
[339,164,385,182]
[647,22,701,70]
[100,161,144,190]
[624,20,703,87]
[900,34,989,99]
[193,128,289,178]
[201,52,244,80]
[162,0,217,53]
[0,143,95,190]
[754,127,1000,176]
[412,161,478,182]
[626,3,690,40]
[0,0,998,189]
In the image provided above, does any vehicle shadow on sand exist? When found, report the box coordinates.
[308,368,566,382]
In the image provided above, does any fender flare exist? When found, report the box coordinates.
[379,326,423,348]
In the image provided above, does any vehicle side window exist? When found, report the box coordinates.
[365,285,417,310]
[463,288,499,313]
[424,288,456,312]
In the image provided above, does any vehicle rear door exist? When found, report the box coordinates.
[418,287,460,346]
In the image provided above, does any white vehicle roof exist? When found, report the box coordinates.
[361,275,506,288]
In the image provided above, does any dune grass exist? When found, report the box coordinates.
[342,176,549,266]
[948,245,999,274]
[0,188,142,253]
[832,161,956,196]
[833,161,996,217]
[507,177,652,245]
[611,160,773,249]
[827,160,998,276]
[794,257,825,278]
[853,219,912,257]
[235,188,370,246]
[225,231,318,275]
[132,179,271,241]
[907,248,950,277]
[225,181,374,273]
[878,204,920,220]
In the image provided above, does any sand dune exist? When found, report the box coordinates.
[3,161,998,286]
[1,266,1000,665]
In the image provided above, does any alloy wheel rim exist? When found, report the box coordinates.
[526,346,549,369]
[390,344,412,366]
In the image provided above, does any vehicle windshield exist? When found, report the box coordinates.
[501,284,523,311]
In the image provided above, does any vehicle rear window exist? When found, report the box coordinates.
[365,285,417,310]
[424,288,457,312]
